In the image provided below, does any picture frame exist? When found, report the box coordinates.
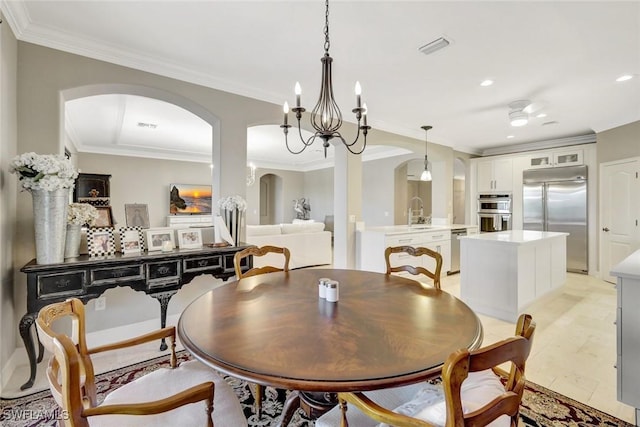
[94,206,114,228]
[74,173,111,206]
[119,226,145,254]
[169,183,212,215]
[146,228,175,252]
[125,204,150,229]
[176,228,203,249]
[87,227,116,257]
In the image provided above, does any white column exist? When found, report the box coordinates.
[333,143,362,269]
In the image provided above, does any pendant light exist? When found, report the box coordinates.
[420,125,432,182]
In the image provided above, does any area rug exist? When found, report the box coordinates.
[0,351,632,427]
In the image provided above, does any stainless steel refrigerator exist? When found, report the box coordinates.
[523,165,588,273]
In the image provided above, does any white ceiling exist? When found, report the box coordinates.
[5,1,640,165]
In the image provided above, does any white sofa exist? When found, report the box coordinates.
[246,222,332,269]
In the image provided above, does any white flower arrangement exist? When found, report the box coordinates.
[218,195,247,212]
[9,152,78,191]
[67,203,99,226]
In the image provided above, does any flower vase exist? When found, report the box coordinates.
[31,188,69,264]
[223,208,243,246]
[64,224,82,258]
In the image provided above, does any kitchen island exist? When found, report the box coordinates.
[460,230,567,322]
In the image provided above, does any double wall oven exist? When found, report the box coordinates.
[477,193,512,232]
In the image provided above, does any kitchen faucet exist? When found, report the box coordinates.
[408,196,424,226]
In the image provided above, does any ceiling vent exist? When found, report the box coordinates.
[418,37,450,56]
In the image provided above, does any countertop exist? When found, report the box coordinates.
[459,230,568,245]
[362,224,477,235]
[610,249,640,279]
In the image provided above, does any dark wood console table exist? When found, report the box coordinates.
[19,244,251,390]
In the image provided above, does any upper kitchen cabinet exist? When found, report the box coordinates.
[476,158,513,192]
[528,148,583,169]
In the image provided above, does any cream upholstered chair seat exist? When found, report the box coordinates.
[90,360,246,427]
[317,314,535,427]
[316,370,509,427]
[36,298,247,427]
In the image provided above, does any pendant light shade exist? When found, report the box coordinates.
[420,125,432,182]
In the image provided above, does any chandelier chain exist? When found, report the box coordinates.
[323,0,330,54]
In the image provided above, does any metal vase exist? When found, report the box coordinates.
[223,208,244,246]
[64,223,82,258]
[31,188,69,264]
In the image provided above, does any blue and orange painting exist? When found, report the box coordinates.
[170,184,212,214]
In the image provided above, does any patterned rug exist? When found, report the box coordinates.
[0,351,632,426]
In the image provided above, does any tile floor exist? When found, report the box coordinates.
[3,272,636,424]
[440,272,635,424]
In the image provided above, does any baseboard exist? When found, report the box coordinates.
[1,313,181,394]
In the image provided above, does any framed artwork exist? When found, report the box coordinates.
[87,227,116,257]
[94,206,114,227]
[176,228,203,249]
[119,227,145,254]
[125,204,150,229]
[146,228,175,252]
[169,183,212,214]
[74,173,111,206]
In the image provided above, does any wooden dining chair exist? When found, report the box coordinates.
[233,244,291,278]
[232,244,291,418]
[35,298,247,427]
[316,313,536,427]
[385,246,443,290]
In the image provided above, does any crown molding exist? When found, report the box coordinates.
[3,4,284,107]
[481,133,596,157]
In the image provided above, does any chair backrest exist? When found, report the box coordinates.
[385,246,443,289]
[234,245,291,278]
[442,313,536,427]
[35,298,98,413]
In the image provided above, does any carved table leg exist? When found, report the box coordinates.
[35,324,44,363]
[151,291,175,351]
[19,313,38,390]
[277,390,300,427]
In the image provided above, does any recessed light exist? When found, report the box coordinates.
[507,135,515,139]
[536,113,547,118]
[616,74,633,82]
[480,80,494,87]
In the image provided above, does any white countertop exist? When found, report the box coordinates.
[460,230,568,244]
[611,249,640,279]
[362,224,475,235]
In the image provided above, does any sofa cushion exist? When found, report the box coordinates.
[281,222,325,234]
[246,224,282,237]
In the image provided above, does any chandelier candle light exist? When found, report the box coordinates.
[281,0,371,158]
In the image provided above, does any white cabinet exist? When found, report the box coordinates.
[477,158,513,192]
[528,148,583,169]
[357,228,451,276]
[611,250,640,419]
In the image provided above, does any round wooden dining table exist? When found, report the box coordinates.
[178,268,483,426]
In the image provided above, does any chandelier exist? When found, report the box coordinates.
[281,0,371,158]
[420,125,432,182]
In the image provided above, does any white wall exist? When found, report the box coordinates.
[0,13,18,393]
[304,168,334,223]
